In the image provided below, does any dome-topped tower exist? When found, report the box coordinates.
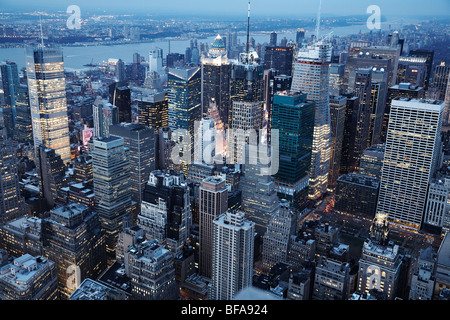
[209,34,227,58]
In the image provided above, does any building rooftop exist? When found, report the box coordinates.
[69,278,117,300]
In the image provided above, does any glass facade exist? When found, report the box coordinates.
[26,46,71,164]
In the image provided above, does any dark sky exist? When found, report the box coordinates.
[1,0,449,18]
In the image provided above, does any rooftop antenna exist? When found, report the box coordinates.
[39,15,45,47]
[315,0,322,41]
[246,0,251,53]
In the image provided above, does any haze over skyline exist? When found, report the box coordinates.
[1,0,449,18]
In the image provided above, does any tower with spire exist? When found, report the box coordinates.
[290,0,332,200]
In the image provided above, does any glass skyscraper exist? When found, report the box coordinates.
[291,39,332,199]
[26,46,71,164]
[272,91,315,202]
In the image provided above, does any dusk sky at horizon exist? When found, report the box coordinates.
[1,0,449,18]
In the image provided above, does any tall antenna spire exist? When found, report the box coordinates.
[246,0,251,53]
[39,15,44,47]
[315,0,322,40]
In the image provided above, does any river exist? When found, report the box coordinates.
[0,21,406,71]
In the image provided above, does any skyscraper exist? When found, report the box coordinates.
[291,39,332,199]
[93,96,118,138]
[138,170,191,256]
[109,83,131,123]
[137,91,168,132]
[92,136,132,259]
[376,97,444,231]
[0,61,19,139]
[271,91,315,202]
[198,175,228,278]
[328,95,347,188]
[36,145,67,210]
[201,34,231,133]
[263,46,294,76]
[110,123,155,204]
[261,200,297,273]
[41,203,107,299]
[26,46,71,164]
[0,130,25,223]
[210,210,254,300]
[14,84,33,143]
[168,66,202,167]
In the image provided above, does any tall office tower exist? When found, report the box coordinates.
[376,98,444,231]
[261,200,297,274]
[193,117,217,164]
[397,56,427,87]
[271,91,315,203]
[239,144,280,235]
[92,136,132,259]
[157,126,175,171]
[138,170,191,256]
[382,83,425,141]
[168,66,201,168]
[36,145,67,209]
[369,71,388,146]
[352,68,373,162]
[229,49,264,125]
[263,46,294,76]
[149,48,164,74]
[201,34,231,133]
[291,39,332,199]
[340,95,360,173]
[210,210,254,300]
[108,82,131,123]
[296,28,305,45]
[409,247,437,300]
[263,70,292,140]
[110,123,155,208]
[431,63,450,101]
[93,96,118,138]
[115,58,126,82]
[42,204,106,299]
[348,46,400,88]
[357,214,403,299]
[343,54,391,93]
[359,144,385,178]
[138,91,168,132]
[423,177,450,234]
[328,95,347,188]
[26,46,71,164]
[329,63,345,96]
[269,32,277,46]
[0,254,58,300]
[72,153,93,186]
[15,84,33,143]
[228,100,264,165]
[124,238,178,300]
[409,49,434,90]
[1,61,19,138]
[198,175,228,278]
[0,132,24,223]
[334,173,380,218]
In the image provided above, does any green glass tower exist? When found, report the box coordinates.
[272,91,315,204]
